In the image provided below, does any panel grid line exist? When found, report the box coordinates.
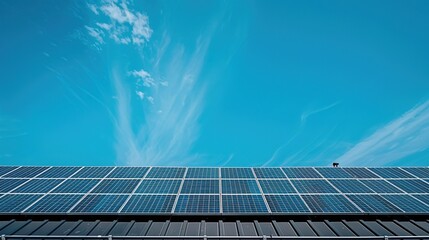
[117,166,152,213]
[252,168,272,213]
[171,167,188,213]
[280,167,312,213]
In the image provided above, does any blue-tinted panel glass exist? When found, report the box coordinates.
[175,195,219,213]
[329,180,374,193]
[401,168,429,178]
[413,194,429,205]
[3,167,49,178]
[0,167,18,176]
[347,195,402,213]
[315,168,353,178]
[221,168,254,179]
[91,179,140,193]
[181,180,219,194]
[121,195,176,213]
[253,168,286,178]
[71,167,114,178]
[369,168,415,179]
[0,179,28,193]
[70,194,128,212]
[106,167,149,178]
[135,180,181,194]
[388,180,429,193]
[145,167,186,178]
[265,195,310,213]
[51,179,100,193]
[282,168,322,178]
[291,180,338,193]
[302,195,360,213]
[186,168,219,178]
[222,180,260,194]
[36,167,81,178]
[360,180,403,193]
[344,168,380,178]
[259,180,296,194]
[382,195,429,213]
[222,195,268,213]
[12,179,64,193]
[25,194,84,213]
[0,194,43,212]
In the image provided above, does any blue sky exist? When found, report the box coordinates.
[1,0,429,167]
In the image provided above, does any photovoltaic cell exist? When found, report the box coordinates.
[25,194,84,213]
[2,167,49,178]
[0,194,43,212]
[0,179,28,193]
[175,195,219,213]
[71,194,128,212]
[291,180,338,193]
[51,179,100,193]
[344,168,380,178]
[222,180,260,194]
[0,166,17,176]
[135,180,181,194]
[186,168,219,178]
[282,168,322,178]
[302,195,360,213]
[265,195,310,213]
[259,180,296,194]
[369,168,415,179]
[413,194,429,205]
[180,180,219,194]
[388,180,429,193]
[221,168,254,179]
[381,195,429,213]
[329,180,374,193]
[36,167,82,178]
[401,168,429,178]
[71,167,114,178]
[360,180,403,193]
[347,194,402,213]
[12,179,64,193]
[106,167,149,178]
[315,168,353,178]
[91,179,140,193]
[253,168,286,178]
[121,195,176,213]
[145,167,186,178]
[222,195,268,213]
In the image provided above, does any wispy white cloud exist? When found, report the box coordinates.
[336,100,429,166]
[301,101,341,125]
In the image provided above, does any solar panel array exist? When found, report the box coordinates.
[0,166,428,215]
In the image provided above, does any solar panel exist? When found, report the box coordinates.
[359,180,403,193]
[282,168,322,178]
[222,180,260,194]
[121,195,176,213]
[2,167,49,178]
[186,168,219,178]
[221,168,254,179]
[25,194,84,213]
[180,180,219,194]
[70,194,128,213]
[259,180,296,193]
[253,168,286,178]
[315,168,353,178]
[36,167,82,178]
[175,195,219,213]
[71,167,114,178]
[91,179,140,193]
[51,179,100,193]
[106,167,149,178]
[401,167,429,178]
[329,180,374,193]
[265,195,310,213]
[347,194,402,213]
[222,195,268,213]
[343,168,380,178]
[381,195,429,213]
[0,179,28,193]
[145,167,185,178]
[12,179,64,193]
[0,194,43,212]
[302,195,360,213]
[413,194,429,205]
[135,180,181,194]
[388,180,429,193]
[291,180,338,193]
[0,166,18,176]
[369,168,415,179]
